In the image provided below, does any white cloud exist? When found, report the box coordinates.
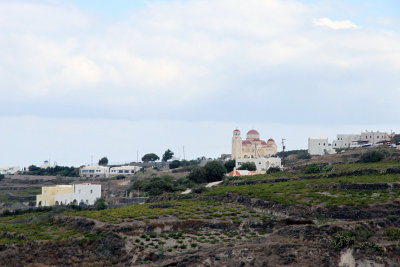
[313,18,359,30]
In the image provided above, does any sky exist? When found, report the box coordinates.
[0,0,399,167]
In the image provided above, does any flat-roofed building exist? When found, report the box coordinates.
[0,166,20,175]
[80,166,110,178]
[36,183,101,207]
[308,137,336,155]
[361,131,390,144]
[332,134,361,149]
[110,166,140,176]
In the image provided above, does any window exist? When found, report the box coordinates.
[90,190,93,194]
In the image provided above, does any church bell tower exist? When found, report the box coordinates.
[232,129,242,160]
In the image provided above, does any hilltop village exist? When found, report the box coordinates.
[1,129,400,265]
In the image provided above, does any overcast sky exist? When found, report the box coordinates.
[0,0,399,167]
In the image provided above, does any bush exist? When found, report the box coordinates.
[187,167,207,184]
[360,150,385,163]
[304,163,333,174]
[267,167,281,174]
[238,162,256,171]
[94,198,107,210]
[384,227,400,240]
[169,160,182,169]
[332,231,355,249]
[0,174,4,181]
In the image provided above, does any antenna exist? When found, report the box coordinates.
[137,150,139,163]
[183,146,186,160]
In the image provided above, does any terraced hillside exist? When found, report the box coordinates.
[1,158,400,266]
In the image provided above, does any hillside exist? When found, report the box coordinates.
[1,150,400,266]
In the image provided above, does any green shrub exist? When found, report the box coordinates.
[238,162,256,171]
[384,228,400,240]
[94,198,107,210]
[360,150,385,163]
[304,163,333,174]
[187,167,207,184]
[169,160,181,169]
[333,231,355,249]
[150,232,157,238]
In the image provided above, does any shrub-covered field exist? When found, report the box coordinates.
[67,200,264,224]
[210,173,400,206]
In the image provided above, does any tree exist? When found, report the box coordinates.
[94,197,107,210]
[142,153,160,163]
[204,161,226,182]
[98,157,108,166]
[187,167,207,184]
[224,159,236,173]
[238,162,256,171]
[162,149,174,162]
[169,160,181,169]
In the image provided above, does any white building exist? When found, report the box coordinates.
[0,166,20,175]
[36,183,101,207]
[332,134,361,149]
[55,184,102,206]
[80,166,110,178]
[110,166,140,176]
[361,131,390,144]
[308,138,336,156]
[236,157,282,172]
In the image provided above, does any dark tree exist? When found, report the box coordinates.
[94,197,107,210]
[238,162,256,171]
[162,149,174,162]
[169,160,181,169]
[224,159,236,173]
[98,157,109,166]
[142,153,160,163]
[187,167,207,184]
[204,161,226,182]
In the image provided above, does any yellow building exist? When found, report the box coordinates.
[232,129,278,159]
[36,185,74,207]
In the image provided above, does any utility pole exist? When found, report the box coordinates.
[183,145,186,160]
[281,139,286,165]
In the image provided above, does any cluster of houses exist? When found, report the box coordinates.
[308,130,395,155]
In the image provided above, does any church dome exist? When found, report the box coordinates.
[261,141,267,145]
[267,138,275,143]
[242,140,251,145]
[247,129,259,135]
[234,129,240,132]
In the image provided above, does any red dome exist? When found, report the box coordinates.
[261,141,267,145]
[242,140,251,145]
[247,129,259,135]
[268,138,275,142]
[234,129,240,132]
